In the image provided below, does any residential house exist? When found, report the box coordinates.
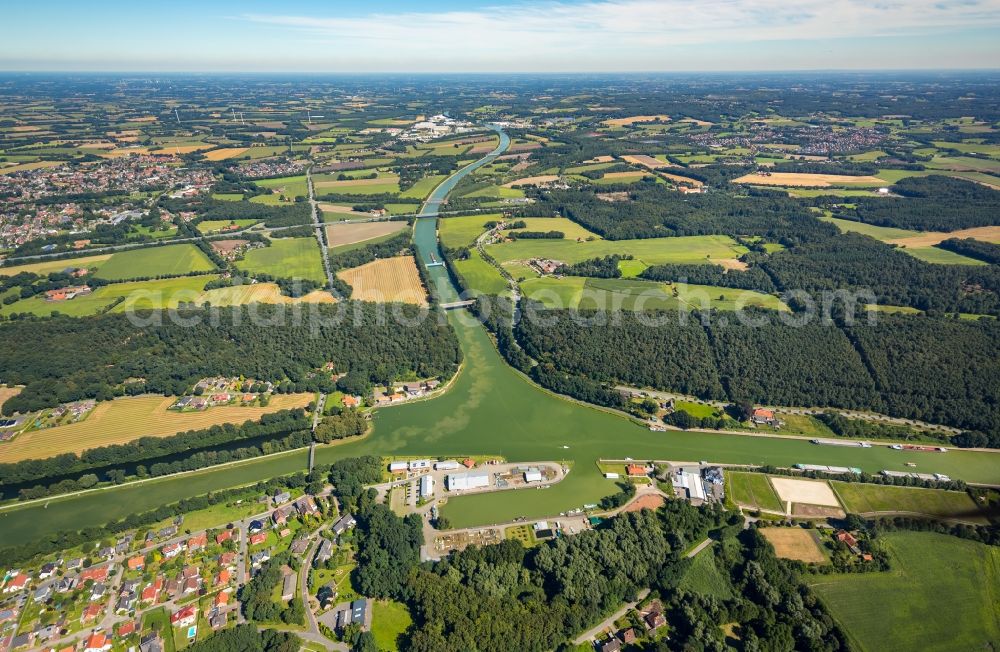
[219,552,237,568]
[600,639,622,652]
[214,570,231,588]
[332,513,356,536]
[273,491,291,505]
[81,603,102,624]
[187,533,207,552]
[295,496,319,516]
[32,585,51,603]
[250,550,271,567]
[315,539,334,566]
[171,605,197,628]
[751,408,781,427]
[626,464,649,477]
[65,558,84,571]
[213,590,231,611]
[127,555,145,571]
[215,530,234,545]
[161,543,183,559]
[89,582,106,602]
[3,574,29,593]
[38,563,58,580]
[290,538,309,555]
[117,620,137,638]
[272,506,291,526]
[139,633,163,652]
[9,634,34,651]
[55,577,77,593]
[83,633,111,652]
[249,532,268,546]
[117,593,136,612]
[79,565,109,583]
[281,572,296,601]
[209,611,228,630]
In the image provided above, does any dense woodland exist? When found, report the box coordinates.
[845,176,1000,231]
[511,305,1000,442]
[0,303,461,414]
[937,237,1000,265]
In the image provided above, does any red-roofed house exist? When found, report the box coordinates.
[463,458,476,469]
[127,555,145,571]
[214,570,231,587]
[342,395,359,408]
[81,603,103,623]
[84,633,111,652]
[187,533,207,552]
[626,464,648,477]
[117,621,136,638]
[161,543,183,559]
[249,532,267,546]
[79,565,109,583]
[2,573,28,593]
[215,530,233,545]
[171,605,197,627]
[751,408,781,426]
[214,590,231,609]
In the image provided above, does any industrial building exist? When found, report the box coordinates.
[446,471,490,491]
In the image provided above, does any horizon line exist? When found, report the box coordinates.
[1,67,1000,76]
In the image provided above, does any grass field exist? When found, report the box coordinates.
[202,147,249,161]
[453,249,509,296]
[811,531,1000,651]
[196,219,258,234]
[760,528,827,563]
[727,472,784,513]
[438,214,504,249]
[325,221,407,248]
[0,394,312,463]
[314,173,400,195]
[255,174,309,199]
[928,155,1000,174]
[370,600,413,651]
[519,276,787,312]
[679,546,734,599]
[831,482,989,524]
[822,217,989,265]
[489,234,748,269]
[198,283,334,306]
[95,244,216,281]
[0,253,111,277]
[902,246,987,265]
[337,256,427,304]
[236,237,326,283]
[399,174,447,200]
[504,217,601,241]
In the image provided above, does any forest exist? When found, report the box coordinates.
[641,262,777,292]
[328,230,412,271]
[0,303,461,414]
[842,176,1000,231]
[937,237,1000,265]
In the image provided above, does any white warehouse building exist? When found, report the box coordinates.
[420,474,435,498]
[434,460,462,471]
[446,471,490,491]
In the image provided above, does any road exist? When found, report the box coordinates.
[306,168,338,295]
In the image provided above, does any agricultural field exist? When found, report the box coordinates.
[489,234,748,269]
[831,482,989,524]
[0,253,111,276]
[94,244,217,280]
[504,217,600,241]
[733,172,885,187]
[236,237,326,283]
[438,214,503,249]
[452,249,509,296]
[337,256,427,304]
[821,216,991,265]
[254,174,309,199]
[0,394,312,463]
[399,174,447,200]
[325,220,408,248]
[202,147,249,161]
[197,282,334,306]
[811,531,1000,651]
[313,172,400,195]
[760,527,828,563]
[602,114,671,127]
[726,472,784,513]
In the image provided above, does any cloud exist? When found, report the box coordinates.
[241,0,1000,60]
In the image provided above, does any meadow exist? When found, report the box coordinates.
[196,219,258,234]
[452,249,509,296]
[488,234,748,269]
[370,600,413,652]
[679,546,734,599]
[314,173,400,195]
[94,244,216,280]
[254,174,309,199]
[733,172,885,187]
[760,528,827,563]
[236,237,326,283]
[438,214,504,249]
[810,531,1000,651]
[831,481,988,524]
[325,221,408,249]
[821,216,988,265]
[0,394,312,463]
[0,253,111,277]
[726,472,785,513]
[504,217,601,241]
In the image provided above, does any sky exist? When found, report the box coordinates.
[2,0,999,73]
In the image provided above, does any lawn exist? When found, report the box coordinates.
[141,608,177,652]
[727,472,784,513]
[489,234,748,268]
[236,237,326,283]
[679,546,733,599]
[674,400,718,419]
[810,531,1000,651]
[94,244,216,281]
[370,600,413,651]
[831,482,989,524]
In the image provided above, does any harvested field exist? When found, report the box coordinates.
[337,256,427,305]
[761,528,827,563]
[0,394,312,463]
[585,155,616,163]
[733,172,884,187]
[197,283,334,307]
[504,175,560,188]
[660,172,704,187]
[0,161,62,175]
[601,171,650,180]
[770,477,841,508]
[792,504,846,519]
[0,386,22,410]
[319,203,367,217]
[681,118,713,126]
[886,225,1000,248]
[151,144,213,155]
[622,154,671,169]
[710,258,748,271]
[832,481,989,525]
[203,147,249,161]
[603,115,671,127]
[622,493,666,513]
[326,221,407,248]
